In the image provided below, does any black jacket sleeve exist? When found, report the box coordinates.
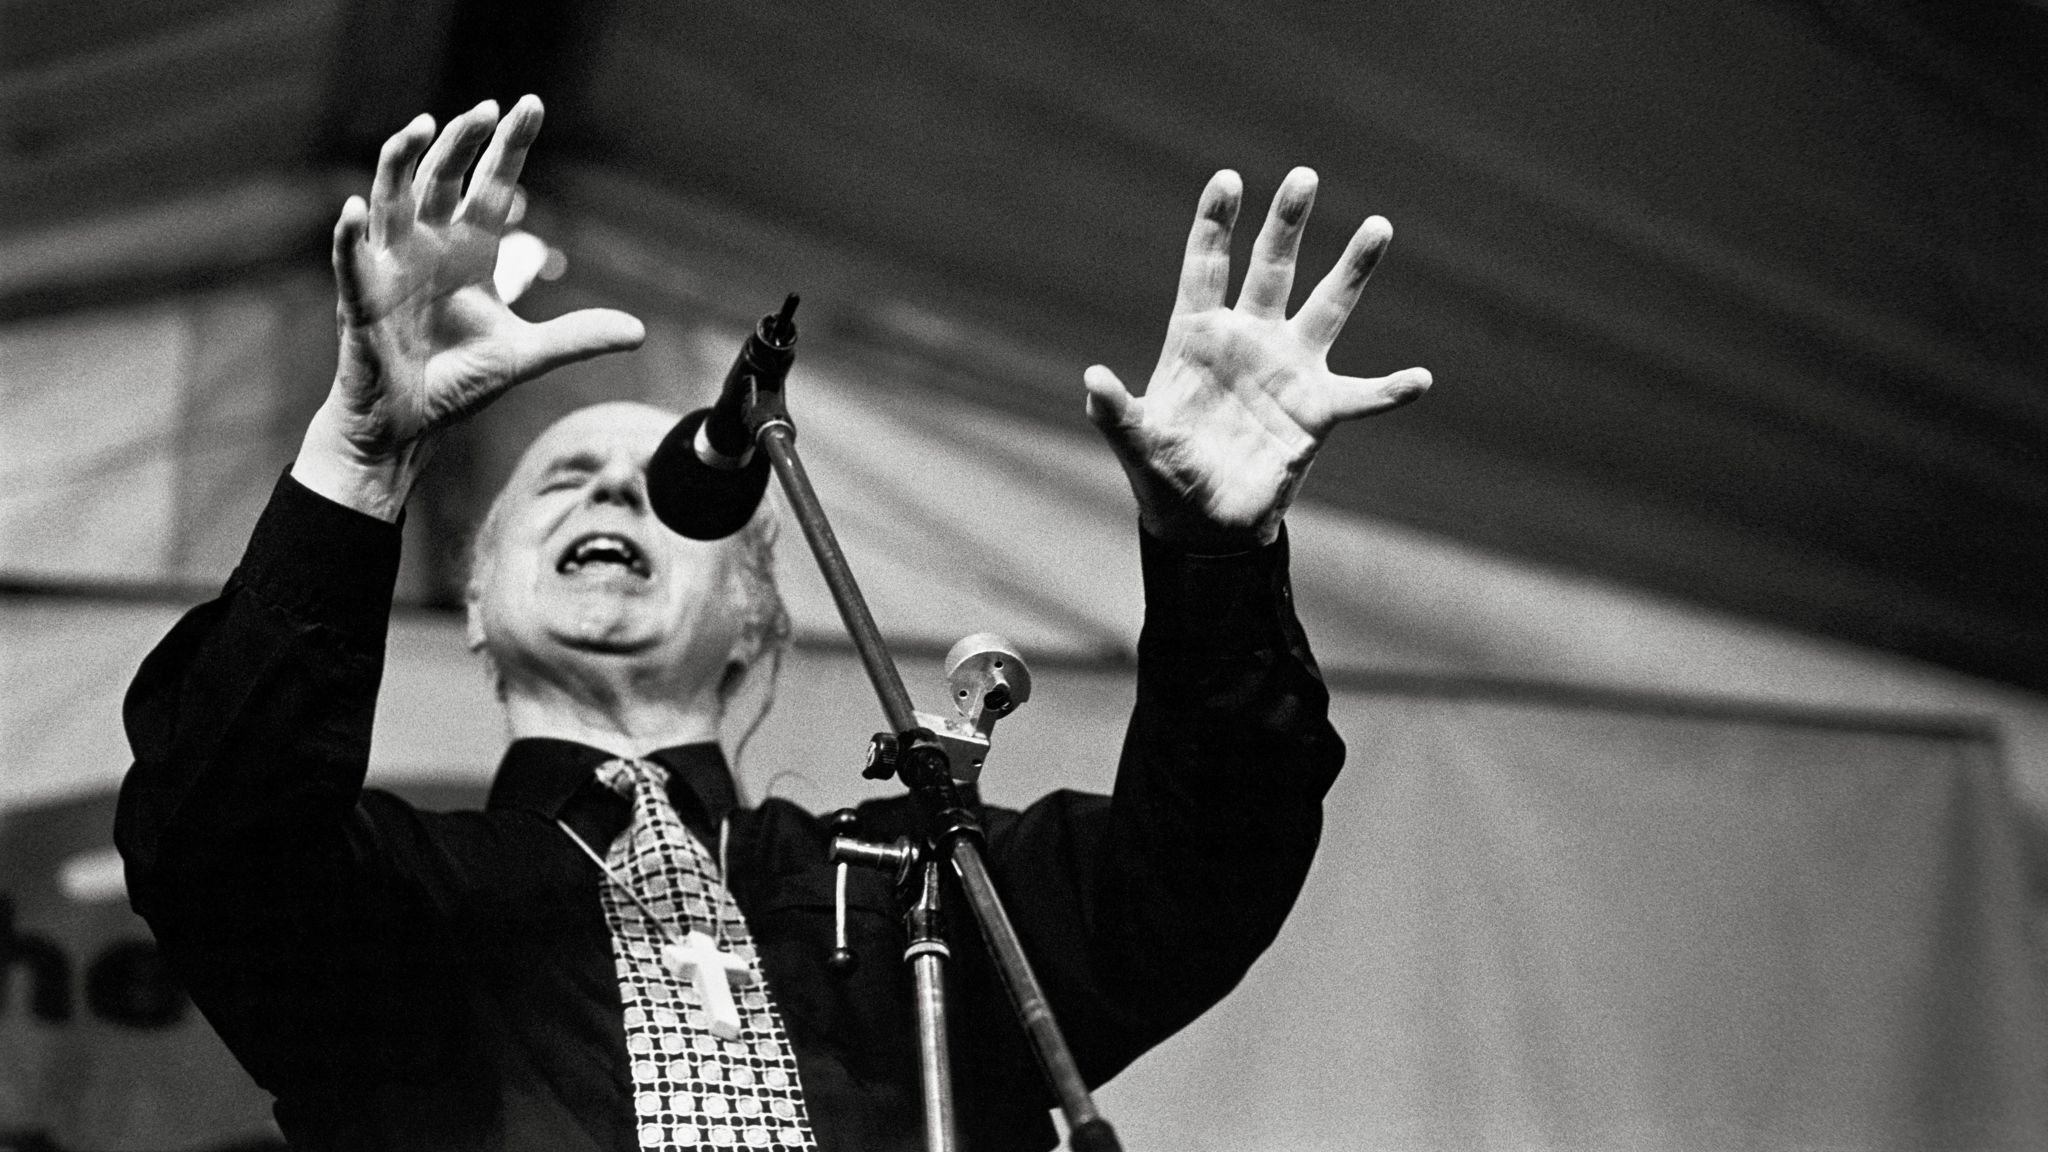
[977,525,1345,1091]
[114,474,577,1101]
[118,473,400,889]
[116,472,405,1090]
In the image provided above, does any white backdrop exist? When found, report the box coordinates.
[7,288,2048,1149]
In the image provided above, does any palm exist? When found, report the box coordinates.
[1139,309,1342,525]
[328,98,641,460]
[341,225,518,441]
[1086,168,1430,548]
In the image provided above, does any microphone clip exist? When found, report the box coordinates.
[906,633,1032,785]
[703,293,800,468]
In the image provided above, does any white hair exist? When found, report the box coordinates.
[717,490,793,713]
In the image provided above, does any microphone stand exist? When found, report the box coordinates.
[733,302,1123,1152]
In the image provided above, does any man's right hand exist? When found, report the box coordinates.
[292,95,645,521]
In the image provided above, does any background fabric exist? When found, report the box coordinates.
[6,675,2042,1149]
[1101,693,2048,1151]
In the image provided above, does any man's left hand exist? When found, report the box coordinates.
[1085,167,1431,552]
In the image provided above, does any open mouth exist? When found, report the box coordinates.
[555,532,652,578]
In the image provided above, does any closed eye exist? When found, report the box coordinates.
[537,452,605,493]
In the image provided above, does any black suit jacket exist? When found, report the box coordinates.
[116,474,1345,1151]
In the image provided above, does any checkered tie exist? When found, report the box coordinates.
[596,758,817,1151]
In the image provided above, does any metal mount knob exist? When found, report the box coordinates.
[826,808,861,977]
[863,732,900,781]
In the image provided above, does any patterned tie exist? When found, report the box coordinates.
[595,757,817,1151]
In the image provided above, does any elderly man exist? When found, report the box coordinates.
[117,96,1428,1151]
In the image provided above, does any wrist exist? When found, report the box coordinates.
[290,396,425,523]
[1136,505,1279,555]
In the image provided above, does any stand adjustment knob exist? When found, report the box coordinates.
[863,732,900,780]
[826,809,861,977]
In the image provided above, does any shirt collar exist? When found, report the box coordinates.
[486,736,739,829]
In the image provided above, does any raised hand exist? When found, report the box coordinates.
[294,96,645,520]
[1084,168,1430,551]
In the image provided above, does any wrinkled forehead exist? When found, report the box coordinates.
[505,401,678,489]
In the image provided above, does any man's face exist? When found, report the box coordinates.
[469,402,744,697]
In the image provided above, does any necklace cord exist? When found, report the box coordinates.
[556,818,685,939]
[555,812,738,940]
[718,813,731,887]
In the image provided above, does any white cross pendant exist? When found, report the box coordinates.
[662,930,756,1040]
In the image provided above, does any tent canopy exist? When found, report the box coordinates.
[4,0,2047,691]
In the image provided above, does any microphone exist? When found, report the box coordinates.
[648,294,800,540]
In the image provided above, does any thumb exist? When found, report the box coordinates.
[1082,364,1140,441]
[513,307,648,381]
[331,196,371,326]
[1325,366,1432,424]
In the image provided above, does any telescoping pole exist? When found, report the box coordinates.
[746,371,1122,1152]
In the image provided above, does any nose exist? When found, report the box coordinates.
[588,454,647,512]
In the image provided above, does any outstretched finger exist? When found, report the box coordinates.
[1322,366,1432,424]
[331,196,372,327]
[1238,167,1317,318]
[1173,170,1242,316]
[369,114,433,247]
[510,307,648,382]
[460,95,543,232]
[1295,214,1393,349]
[414,100,499,225]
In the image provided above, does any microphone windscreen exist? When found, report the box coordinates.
[648,408,772,541]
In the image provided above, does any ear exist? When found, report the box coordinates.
[718,636,756,705]
[464,584,488,652]
[717,660,745,710]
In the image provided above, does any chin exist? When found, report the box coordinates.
[535,583,671,645]
[544,614,668,656]
[551,634,661,658]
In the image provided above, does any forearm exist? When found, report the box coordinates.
[116,472,402,910]
[1105,525,1343,991]
[981,526,1342,1086]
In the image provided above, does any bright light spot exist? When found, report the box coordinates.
[60,845,127,903]
[496,230,564,303]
